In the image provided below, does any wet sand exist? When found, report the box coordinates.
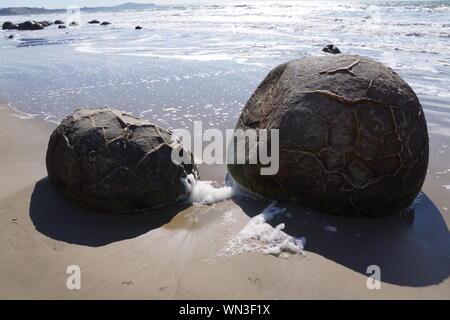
[0,104,449,299]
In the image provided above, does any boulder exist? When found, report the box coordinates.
[88,20,100,24]
[58,25,66,29]
[54,20,65,25]
[8,35,13,39]
[38,21,52,27]
[135,26,143,30]
[30,22,44,30]
[17,21,32,30]
[18,21,44,30]
[46,108,198,214]
[100,21,111,25]
[322,44,341,54]
[228,55,429,217]
[69,21,79,26]
[2,21,12,30]
[2,21,18,30]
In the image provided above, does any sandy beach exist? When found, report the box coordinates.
[0,103,449,300]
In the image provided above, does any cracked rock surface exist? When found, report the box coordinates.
[228,55,429,217]
[46,108,198,214]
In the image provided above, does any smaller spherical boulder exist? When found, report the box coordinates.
[46,108,198,214]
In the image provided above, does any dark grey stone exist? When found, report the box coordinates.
[46,108,198,214]
[228,55,429,217]
[322,44,341,54]
[18,21,44,30]
[2,21,18,30]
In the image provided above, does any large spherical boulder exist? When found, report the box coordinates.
[46,108,198,214]
[228,55,429,217]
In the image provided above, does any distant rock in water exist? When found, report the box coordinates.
[228,55,429,217]
[17,21,33,30]
[58,25,66,29]
[39,21,52,27]
[135,26,143,30]
[88,20,101,24]
[69,21,79,26]
[2,21,19,30]
[100,21,111,26]
[322,44,341,54]
[18,21,44,31]
[46,108,198,214]
[2,21,12,29]
[54,20,65,25]
[8,35,14,39]
[406,32,422,37]
[30,22,44,30]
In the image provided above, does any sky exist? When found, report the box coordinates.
[0,0,205,9]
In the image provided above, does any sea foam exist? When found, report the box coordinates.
[182,174,235,205]
[219,202,306,257]
[182,175,305,257]
[182,173,262,205]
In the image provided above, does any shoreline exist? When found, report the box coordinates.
[0,102,449,299]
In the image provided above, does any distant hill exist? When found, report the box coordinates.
[0,3,156,16]
[81,2,157,12]
[0,7,62,16]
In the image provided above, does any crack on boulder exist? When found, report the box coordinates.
[302,89,386,106]
[318,60,360,76]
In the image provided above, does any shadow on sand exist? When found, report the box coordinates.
[233,193,450,287]
[29,178,189,247]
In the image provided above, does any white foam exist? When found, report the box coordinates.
[219,202,305,257]
[182,173,263,205]
[182,174,235,205]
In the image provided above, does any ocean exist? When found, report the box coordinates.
[0,0,449,135]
